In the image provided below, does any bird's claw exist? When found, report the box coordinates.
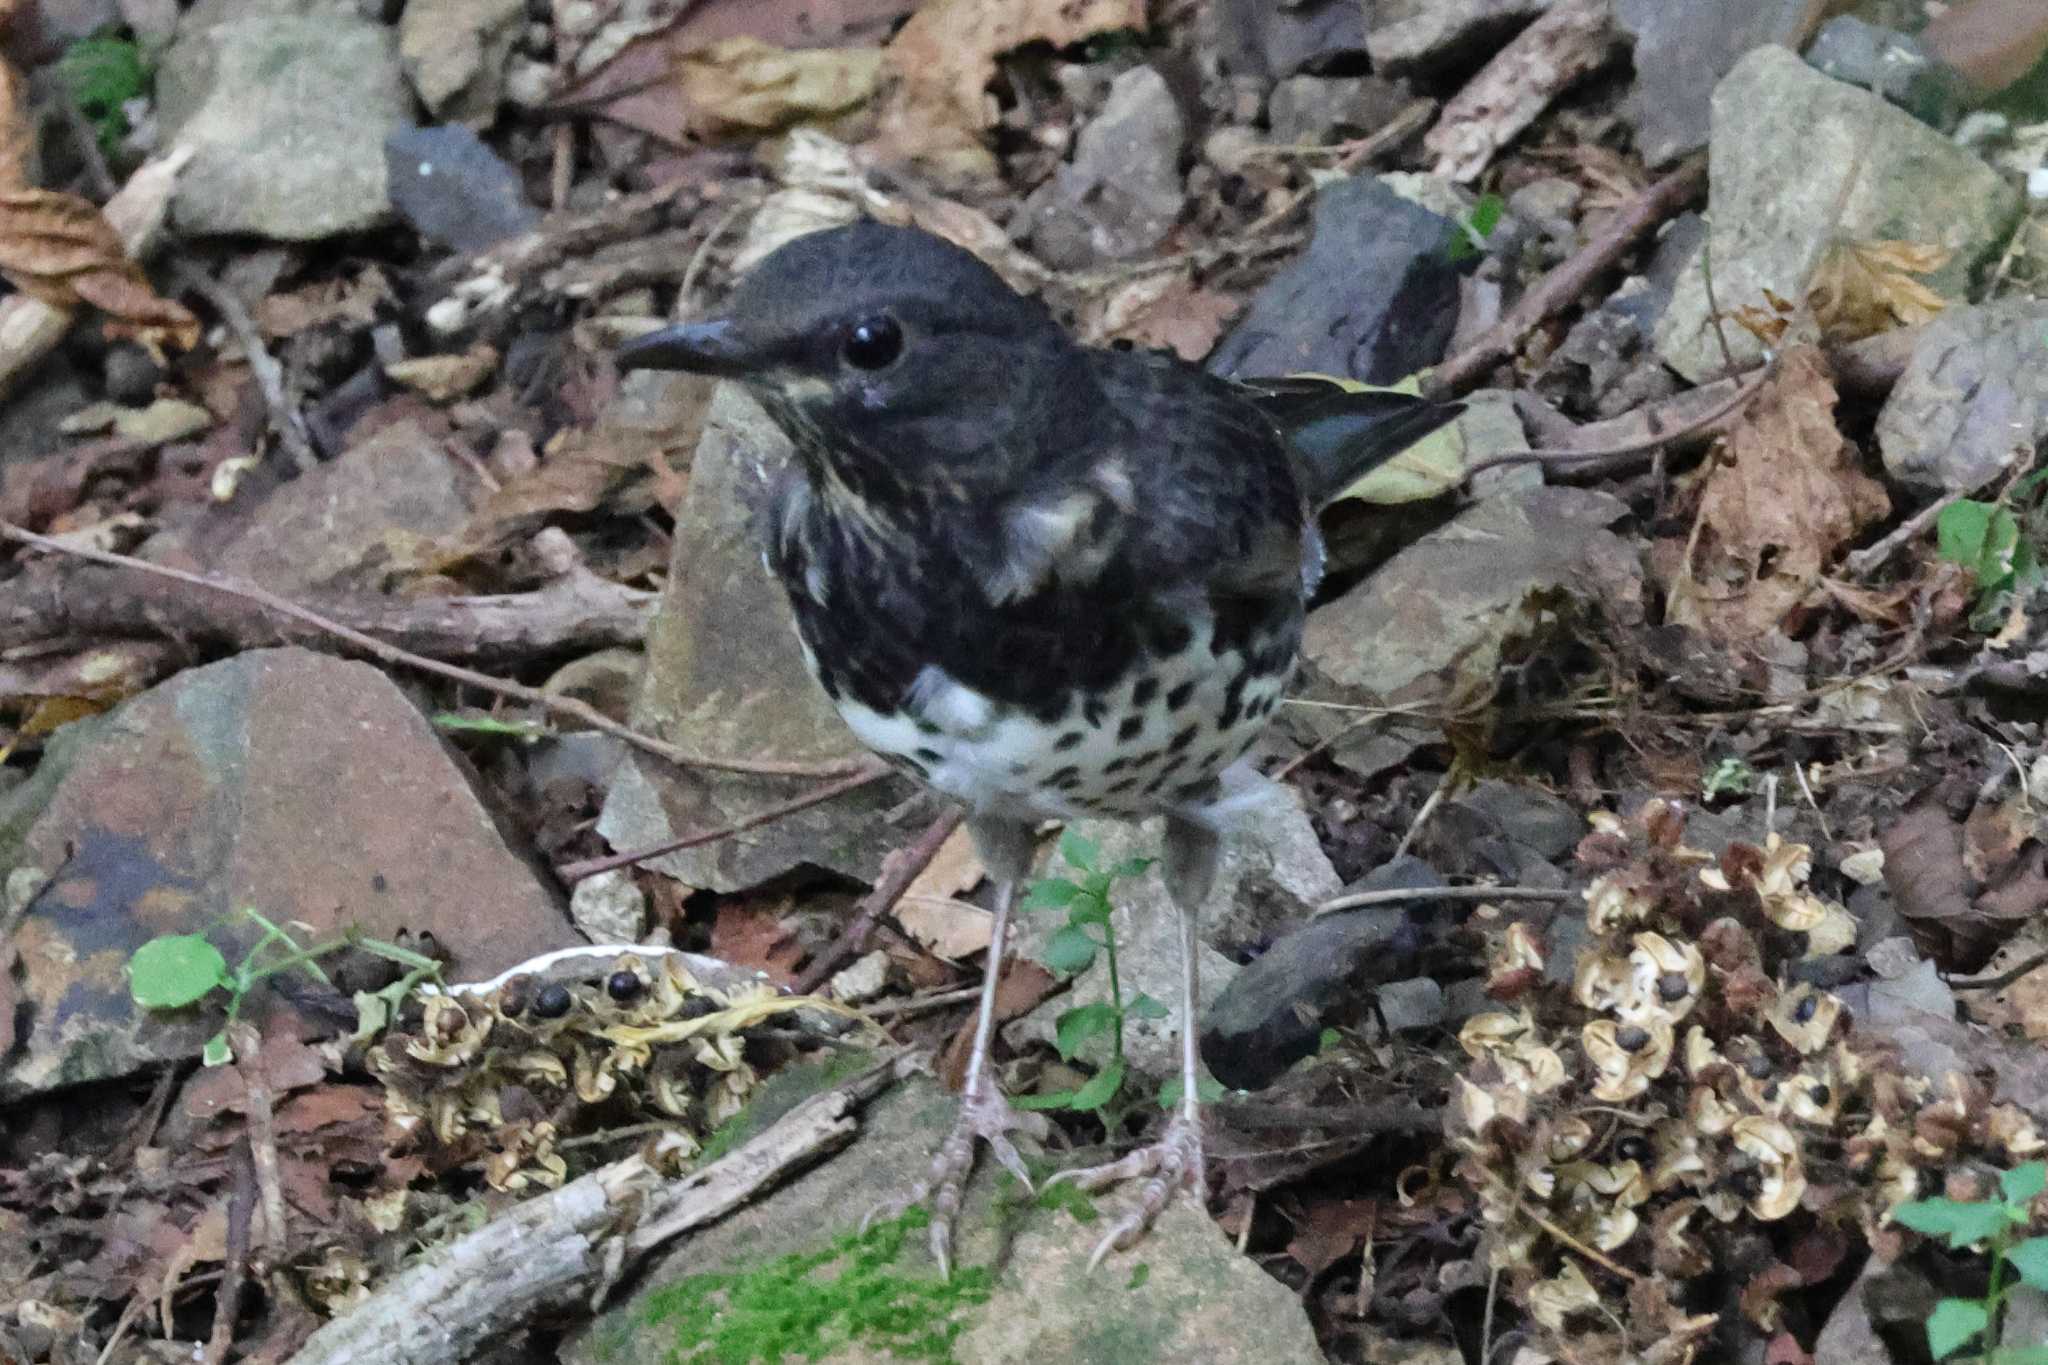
[862,1082,1047,1278]
[1046,1116,1206,1270]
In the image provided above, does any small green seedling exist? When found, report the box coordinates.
[1936,470,2048,632]
[1700,755,1757,802]
[1893,1160,2048,1363]
[128,908,442,1065]
[1012,830,1165,1118]
[57,35,150,154]
[1445,192,1505,264]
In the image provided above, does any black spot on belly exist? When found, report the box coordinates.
[1083,696,1108,727]
[1168,724,1198,753]
[1009,761,1032,776]
[1117,715,1144,742]
[914,716,942,736]
[914,746,942,764]
[1148,617,1193,657]
[1104,756,1130,775]
[1217,698,1242,731]
[1158,753,1187,775]
[1175,777,1217,801]
[1106,777,1137,794]
[1055,730,1085,751]
[1050,765,1082,789]
[1165,680,1195,711]
[1131,677,1158,708]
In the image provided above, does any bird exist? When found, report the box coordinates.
[617,220,1460,1274]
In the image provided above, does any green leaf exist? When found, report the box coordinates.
[432,712,546,740]
[1994,1347,2048,1365]
[1938,500,1997,569]
[1043,925,1100,975]
[128,934,229,1009]
[1058,829,1099,873]
[1127,992,1171,1020]
[1067,892,1113,928]
[1020,878,1083,911]
[1055,1003,1121,1060]
[2004,1161,2047,1206]
[1318,1027,1343,1052]
[1159,1075,1227,1109]
[1066,1058,1126,1111]
[2007,1235,2048,1291]
[1109,855,1155,880]
[201,1031,234,1067]
[1126,1263,1151,1290]
[1927,1298,1989,1360]
[1013,1087,1082,1111]
[1895,1197,2013,1248]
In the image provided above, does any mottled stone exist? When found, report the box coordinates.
[1876,299,2048,493]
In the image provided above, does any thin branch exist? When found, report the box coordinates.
[1461,361,1774,484]
[202,1144,257,1365]
[1314,885,1575,918]
[173,261,319,471]
[554,765,890,881]
[793,807,967,994]
[0,520,860,779]
[1427,153,1708,397]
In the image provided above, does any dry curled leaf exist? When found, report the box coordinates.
[0,189,198,351]
[1807,238,1951,343]
[1658,347,1888,646]
[677,35,883,134]
[872,0,1145,177]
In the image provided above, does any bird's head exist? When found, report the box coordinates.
[618,221,1091,506]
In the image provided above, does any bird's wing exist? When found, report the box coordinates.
[1235,377,1464,509]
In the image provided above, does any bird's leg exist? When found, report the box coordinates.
[865,818,1046,1277]
[1047,816,1217,1269]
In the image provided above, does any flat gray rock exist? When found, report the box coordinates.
[1614,0,1813,166]
[158,0,414,240]
[573,1072,1327,1365]
[1025,65,1186,269]
[387,124,540,253]
[1875,299,2048,494]
[596,384,914,892]
[0,648,576,1099]
[1655,46,2021,382]
[1301,486,1641,708]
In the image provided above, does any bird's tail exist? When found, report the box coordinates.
[1247,379,1465,509]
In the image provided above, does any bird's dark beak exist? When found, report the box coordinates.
[616,318,762,377]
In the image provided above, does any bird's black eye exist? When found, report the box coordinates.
[842,315,903,370]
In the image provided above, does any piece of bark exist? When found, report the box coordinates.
[1425,0,1625,183]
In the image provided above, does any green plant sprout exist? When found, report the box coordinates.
[56,35,150,155]
[1011,829,1162,1121]
[1445,192,1506,264]
[127,908,443,1065]
[1893,1159,2048,1364]
[1936,471,2048,632]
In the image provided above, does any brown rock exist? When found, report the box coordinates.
[0,648,574,1097]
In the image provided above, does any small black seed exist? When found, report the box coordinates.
[1762,1081,1780,1102]
[1658,972,1691,1002]
[1615,1025,1650,1052]
[1744,1054,1773,1079]
[1793,995,1819,1024]
[607,971,644,1002]
[534,983,573,1019]
[1615,1134,1652,1162]
[1809,1083,1831,1105]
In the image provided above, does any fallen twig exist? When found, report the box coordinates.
[1424,0,1625,183]
[174,261,318,472]
[1462,361,1775,484]
[1314,885,1575,917]
[284,1055,904,1365]
[1427,154,1708,397]
[0,520,858,779]
[201,1145,256,1365]
[554,764,892,882]
[793,806,967,994]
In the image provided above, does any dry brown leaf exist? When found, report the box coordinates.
[1660,347,1888,646]
[902,823,986,901]
[0,53,25,192]
[872,0,1145,177]
[1083,270,1238,361]
[1806,238,1951,343]
[708,901,805,986]
[255,266,394,338]
[895,895,992,961]
[386,344,500,403]
[0,189,198,350]
[677,35,883,133]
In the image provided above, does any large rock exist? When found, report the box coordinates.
[1875,299,2048,494]
[157,0,414,240]
[572,1072,1327,1365]
[1209,175,1462,385]
[1009,785,1342,1079]
[596,384,913,892]
[1367,0,1551,72]
[208,419,477,594]
[1614,0,1812,166]
[0,649,576,1098]
[1025,65,1186,269]
[1655,46,2022,382]
[1302,487,1641,708]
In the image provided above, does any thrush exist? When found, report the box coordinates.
[619,221,1459,1272]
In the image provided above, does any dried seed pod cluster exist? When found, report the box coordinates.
[369,954,825,1191]
[1453,799,2044,1364]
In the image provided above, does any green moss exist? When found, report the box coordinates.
[640,1210,993,1364]
[694,1051,877,1169]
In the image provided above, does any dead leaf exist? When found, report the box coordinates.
[59,397,212,443]
[1807,239,1951,343]
[938,958,1057,1087]
[872,0,1145,177]
[903,823,986,902]
[1083,270,1237,362]
[1659,348,1888,646]
[441,426,681,564]
[709,901,805,986]
[0,52,25,192]
[1964,796,2032,883]
[668,0,918,51]
[255,266,393,338]
[0,189,198,350]
[895,895,992,961]
[386,344,501,403]
[679,35,882,133]
[1285,1196,1379,1276]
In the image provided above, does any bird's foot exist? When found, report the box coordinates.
[1046,1115,1206,1270]
[863,1082,1048,1278]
